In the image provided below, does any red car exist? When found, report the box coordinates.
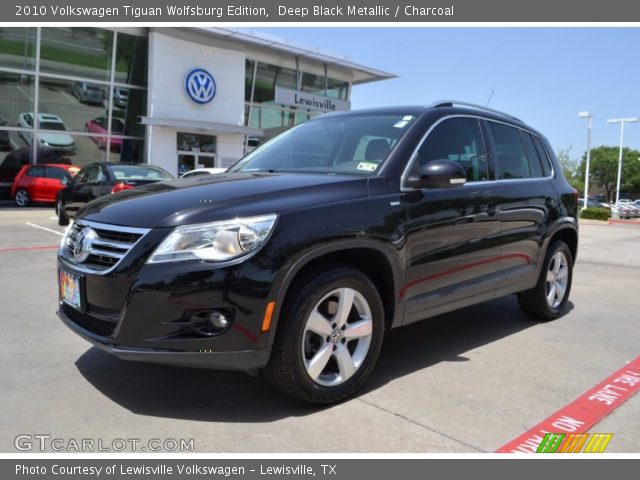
[84,117,124,151]
[11,164,80,207]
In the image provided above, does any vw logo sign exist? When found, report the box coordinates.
[185,68,216,104]
[73,227,96,263]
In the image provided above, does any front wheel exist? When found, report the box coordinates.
[263,265,384,404]
[517,241,573,320]
[56,199,69,226]
[15,188,30,207]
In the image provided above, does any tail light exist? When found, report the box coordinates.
[111,182,134,194]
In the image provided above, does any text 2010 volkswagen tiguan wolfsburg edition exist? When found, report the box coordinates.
[58,102,578,404]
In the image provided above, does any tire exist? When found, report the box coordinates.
[57,199,69,226]
[263,265,385,404]
[14,188,30,207]
[517,241,573,321]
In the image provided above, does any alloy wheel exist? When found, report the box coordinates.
[301,287,373,387]
[546,251,569,308]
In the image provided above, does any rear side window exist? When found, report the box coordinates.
[46,167,69,180]
[415,117,489,182]
[489,122,539,179]
[27,166,46,177]
[531,135,553,177]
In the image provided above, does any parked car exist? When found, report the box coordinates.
[70,82,104,106]
[617,201,640,217]
[180,167,227,178]
[113,87,129,109]
[18,113,75,153]
[0,117,11,150]
[11,163,80,207]
[84,117,124,151]
[56,102,579,404]
[578,198,607,209]
[56,162,174,225]
[0,147,71,188]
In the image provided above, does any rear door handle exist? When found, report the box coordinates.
[485,202,498,216]
[545,197,557,207]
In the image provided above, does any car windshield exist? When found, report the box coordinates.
[110,165,173,181]
[40,121,65,131]
[111,119,124,133]
[229,113,418,176]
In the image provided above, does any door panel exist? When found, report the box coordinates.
[402,187,501,324]
[483,121,558,296]
[400,116,499,324]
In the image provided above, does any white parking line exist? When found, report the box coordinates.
[25,222,64,237]
[60,90,78,104]
[17,86,32,101]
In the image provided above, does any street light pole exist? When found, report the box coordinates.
[578,111,592,209]
[607,117,639,204]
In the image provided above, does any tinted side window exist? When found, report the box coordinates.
[531,135,553,177]
[46,167,68,180]
[521,132,544,178]
[415,117,489,182]
[27,166,46,177]
[489,122,535,179]
[80,166,100,183]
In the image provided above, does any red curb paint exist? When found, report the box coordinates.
[496,356,640,453]
[608,219,640,226]
[0,245,58,253]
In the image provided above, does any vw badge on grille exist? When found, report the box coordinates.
[73,227,96,263]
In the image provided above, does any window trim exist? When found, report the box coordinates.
[401,114,555,191]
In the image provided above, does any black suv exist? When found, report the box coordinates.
[57,102,578,404]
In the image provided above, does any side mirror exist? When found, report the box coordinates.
[407,159,467,189]
[60,176,70,186]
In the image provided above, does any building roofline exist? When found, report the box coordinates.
[187,27,397,85]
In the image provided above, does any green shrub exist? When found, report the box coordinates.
[580,207,610,221]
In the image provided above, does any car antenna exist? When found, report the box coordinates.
[485,89,495,107]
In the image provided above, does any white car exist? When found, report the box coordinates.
[18,113,75,153]
[180,167,227,178]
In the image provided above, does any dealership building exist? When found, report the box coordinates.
[0,27,394,178]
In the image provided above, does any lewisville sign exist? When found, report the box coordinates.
[275,87,351,112]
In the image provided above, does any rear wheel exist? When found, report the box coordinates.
[14,188,30,207]
[56,198,69,226]
[517,241,573,320]
[263,265,384,404]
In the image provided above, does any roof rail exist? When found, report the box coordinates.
[428,100,521,122]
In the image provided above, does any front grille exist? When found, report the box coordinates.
[62,220,150,274]
[87,304,121,323]
[63,303,117,337]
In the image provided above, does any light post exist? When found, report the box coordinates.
[607,117,639,204]
[578,111,592,209]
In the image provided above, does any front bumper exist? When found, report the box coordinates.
[58,306,271,371]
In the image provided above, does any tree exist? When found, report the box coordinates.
[556,146,583,193]
[576,146,640,201]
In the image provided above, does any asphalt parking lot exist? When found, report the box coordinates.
[0,207,638,453]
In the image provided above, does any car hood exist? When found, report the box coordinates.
[40,133,74,145]
[78,172,370,228]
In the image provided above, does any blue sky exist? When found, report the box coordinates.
[265,28,640,160]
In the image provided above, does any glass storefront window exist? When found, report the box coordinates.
[0,72,35,126]
[253,62,297,103]
[35,132,107,165]
[40,28,113,81]
[326,78,349,100]
[114,33,148,86]
[110,87,146,137]
[248,105,295,138]
[245,59,255,102]
[111,138,144,164]
[38,76,107,133]
[0,27,36,71]
[177,133,216,153]
[301,72,325,95]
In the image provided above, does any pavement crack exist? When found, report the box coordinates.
[356,397,486,452]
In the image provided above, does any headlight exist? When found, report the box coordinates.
[147,214,278,264]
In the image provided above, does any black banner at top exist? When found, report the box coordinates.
[3,0,640,22]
